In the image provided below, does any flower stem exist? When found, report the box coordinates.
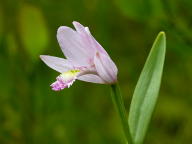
[111,83,133,144]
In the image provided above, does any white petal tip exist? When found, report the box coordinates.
[72,21,79,25]
[57,26,72,35]
[72,21,85,32]
[85,27,91,34]
[40,55,47,60]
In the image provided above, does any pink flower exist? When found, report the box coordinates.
[40,21,117,91]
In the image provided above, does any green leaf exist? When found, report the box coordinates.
[128,32,166,144]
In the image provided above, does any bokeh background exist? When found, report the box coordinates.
[0,0,192,144]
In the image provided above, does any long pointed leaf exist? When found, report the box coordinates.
[128,32,166,144]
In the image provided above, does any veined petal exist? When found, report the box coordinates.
[40,55,72,73]
[78,74,105,84]
[72,21,86,34]
[73,21,108,56]
[73,21,99,59]
[94,52,118,84]
[57,26,89,63]
[57,26,95,65]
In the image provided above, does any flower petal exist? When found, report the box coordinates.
[40,55,72,73]
[85,27,91,35]
[77,74,105,84]
[73,21,102,57]
[72,21,86,34]
[57,25,95,65]
[51,72,77,91]
[94,52,118,84]
[73,21,108,55]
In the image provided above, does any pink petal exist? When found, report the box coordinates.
[73,21,103,57]
[51,79,68,91]
[57,26,95,66]
[73,21,108,55]
[72,21,86,34]
[94,52,118,84]
[40,55,72,73]
[51,75,76,91]
[77,74,105,84]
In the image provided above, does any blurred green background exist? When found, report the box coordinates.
[0,0,192,144]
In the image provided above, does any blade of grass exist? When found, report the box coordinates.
[128,32,166,144]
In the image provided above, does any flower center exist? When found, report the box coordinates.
[60,69,81,81]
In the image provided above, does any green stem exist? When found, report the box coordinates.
[111,83,133,144]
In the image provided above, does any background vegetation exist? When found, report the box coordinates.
[0,0,192,144]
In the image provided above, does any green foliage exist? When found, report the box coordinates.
[19,4,49,61]
[115,0,165,21]
[128,32,166,144]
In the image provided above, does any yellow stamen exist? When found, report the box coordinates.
[60,69,80,82]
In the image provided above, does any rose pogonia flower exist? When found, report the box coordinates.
[40,21,117,91]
